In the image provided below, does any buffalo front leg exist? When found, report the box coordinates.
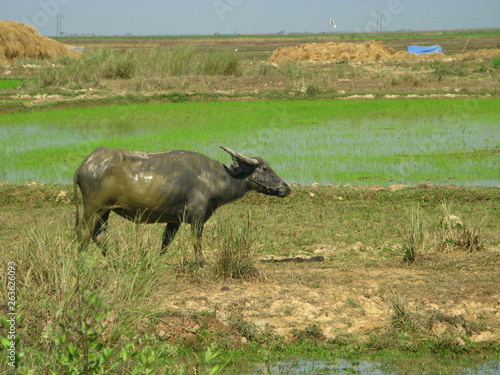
[161,222,180,254]
[191,222,207,266]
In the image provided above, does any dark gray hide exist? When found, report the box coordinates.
[73,146,291,264]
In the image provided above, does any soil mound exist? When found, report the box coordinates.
[0,20,82,64]
[268,40,500,63]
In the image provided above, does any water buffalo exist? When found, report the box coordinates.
[73,146,291,264]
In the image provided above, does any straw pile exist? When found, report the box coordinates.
[269,40,500,64]
[0,20,82,64]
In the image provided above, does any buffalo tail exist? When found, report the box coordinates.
[73,172,80,229]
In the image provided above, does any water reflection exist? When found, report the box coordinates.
[252,358,393,375]
[252,358,500,375]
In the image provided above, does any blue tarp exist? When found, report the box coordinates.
[407,45,444,55]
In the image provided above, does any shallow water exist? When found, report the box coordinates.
[251,358,500,375]
[2,116,499,186]
[252,358,392,374]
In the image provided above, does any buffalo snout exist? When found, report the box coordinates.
[277,184,292,197]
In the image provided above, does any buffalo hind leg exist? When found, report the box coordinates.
[161,222,180,254]
[92,211,110,255]
[78,208,110,256]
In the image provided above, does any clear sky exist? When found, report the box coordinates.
[3,0,499,36]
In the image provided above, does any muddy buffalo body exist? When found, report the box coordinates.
[73,146,291,265]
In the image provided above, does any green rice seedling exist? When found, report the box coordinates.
[0,78,24,89]
[1,98,498,186]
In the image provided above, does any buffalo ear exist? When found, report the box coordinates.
[220,146,259,167]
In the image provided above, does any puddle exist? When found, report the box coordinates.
[251,358,500,375]
[252,358,392,374]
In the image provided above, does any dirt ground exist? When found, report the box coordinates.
[152,244,500,346]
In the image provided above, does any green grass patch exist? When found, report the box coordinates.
[0,79,24,89]
[1,98,498,186]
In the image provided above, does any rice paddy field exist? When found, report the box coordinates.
[1,98,499,187]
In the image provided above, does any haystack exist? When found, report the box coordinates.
[269,40,398,63]
[268,40,500,64]
[0,20,82,64]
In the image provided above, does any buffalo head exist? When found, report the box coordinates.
[221,146,291,198]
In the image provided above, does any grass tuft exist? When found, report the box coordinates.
[212,211,259,279]
[386,290,416,332]
[213,212,259,279]
[402,205,426,262]
[438,201,484,253]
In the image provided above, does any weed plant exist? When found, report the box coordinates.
[438,201,484,253]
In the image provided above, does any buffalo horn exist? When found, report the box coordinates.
[220,146,259,166]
